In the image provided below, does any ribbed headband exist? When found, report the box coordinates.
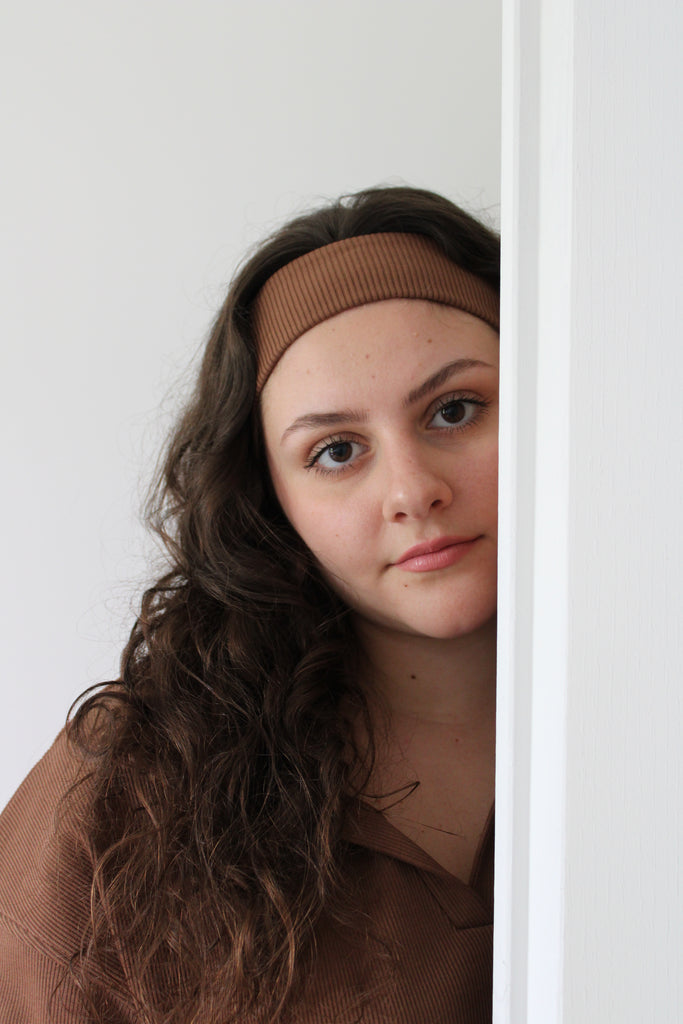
[252,231,499,392]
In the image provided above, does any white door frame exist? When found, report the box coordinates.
[493,1,683,1021]
[494,0,573,1019]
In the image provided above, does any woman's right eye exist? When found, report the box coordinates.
[306,438,365,473]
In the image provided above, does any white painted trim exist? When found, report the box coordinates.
[525,0,574,1016]
[496,0,683,1018]
[494,1,574,1020]
[493,0,536,1017]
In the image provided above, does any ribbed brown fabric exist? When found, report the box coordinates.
[252,232,500,392]
[0,732,494,1023]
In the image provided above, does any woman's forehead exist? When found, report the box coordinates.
[260,299,499,425]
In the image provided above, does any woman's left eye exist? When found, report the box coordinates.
[306,437,366,473]
[429,396,485,430]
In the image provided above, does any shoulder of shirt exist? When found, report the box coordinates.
[0,728,94,969]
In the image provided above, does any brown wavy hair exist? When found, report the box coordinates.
[66,186,500,1023]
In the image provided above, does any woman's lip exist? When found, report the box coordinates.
[393,536,479,572]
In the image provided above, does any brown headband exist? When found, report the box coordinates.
[252,232,499,392]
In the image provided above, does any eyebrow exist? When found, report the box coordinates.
[403,358,494,407]
[280,358,494,443]
[281,409,369,442]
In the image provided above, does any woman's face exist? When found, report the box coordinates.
[260,298,499,642]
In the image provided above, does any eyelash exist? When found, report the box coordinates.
[304,392,489,476]
[428,392,488,431]
[304,434,365,474]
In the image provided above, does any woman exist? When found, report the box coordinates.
[0,185,499,1023]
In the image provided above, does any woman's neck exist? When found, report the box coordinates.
[353,615,497,881]
[356,614,497,730]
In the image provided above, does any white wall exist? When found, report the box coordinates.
[564,3,683,1018]
[0,1,501,808]
[495,0,683,1020]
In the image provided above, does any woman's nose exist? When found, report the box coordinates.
[381,448,453,522]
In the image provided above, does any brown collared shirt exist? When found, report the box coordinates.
[0,732,493,1023]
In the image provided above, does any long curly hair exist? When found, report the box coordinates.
[66,185,500,1023]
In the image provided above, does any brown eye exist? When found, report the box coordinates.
[309,438,366,473]
[327,441,353,463]
[429,397,484,431]
[439,400,468,424]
